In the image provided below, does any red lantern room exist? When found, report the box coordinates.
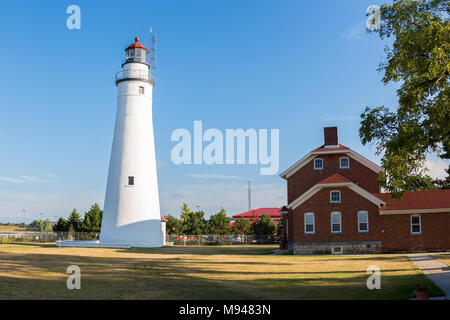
[125,37,148,65]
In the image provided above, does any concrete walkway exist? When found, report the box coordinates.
[408,254,450,298]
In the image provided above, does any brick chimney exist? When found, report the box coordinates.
[324,127,338,146]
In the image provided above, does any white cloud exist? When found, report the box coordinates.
[0,177,26,183]
[0,175,48,184]
[425,158,449,179]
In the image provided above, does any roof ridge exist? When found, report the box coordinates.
[317,173,352,185]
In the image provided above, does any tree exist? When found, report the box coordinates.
[29,220,40,228]
[38,219,53,232]
[360,0,449,196]
[231,217,252,235]
[53,217,69,232]
[252,213,276,235]
[67,209,83,232]
[276,219,284,237]
[207,208,231,235]
[82,203,103,232]
[179,203,207,235]
[164,214,181,234]
[436,165,450,189]
[404,174,439,191]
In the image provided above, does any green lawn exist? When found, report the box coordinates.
[0,243,444,299]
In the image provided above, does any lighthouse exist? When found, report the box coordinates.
[99,37,164,247]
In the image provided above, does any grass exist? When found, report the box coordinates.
[0,226,39,233]
[0,243,444,300]
[431,253,450,267]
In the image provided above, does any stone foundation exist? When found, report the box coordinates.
[289,241,382,255]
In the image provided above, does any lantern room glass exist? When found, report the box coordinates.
[125,47,147,64]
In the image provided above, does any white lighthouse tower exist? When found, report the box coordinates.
[99,36,164,247]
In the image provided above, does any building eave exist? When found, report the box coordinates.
[287,182,385,210]
[280,149,383,180]
[379,208,450,215]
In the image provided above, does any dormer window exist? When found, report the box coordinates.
[340,157,349,169]
[330,190,341,203]
[314,158,323,170]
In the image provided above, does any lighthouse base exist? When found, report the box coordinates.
[55,219,165,249]
[56,240,131,249]
[99,218,165,248]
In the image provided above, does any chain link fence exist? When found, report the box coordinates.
[0,232,99,244]
[1,232,278,246]
[167,234,277,246]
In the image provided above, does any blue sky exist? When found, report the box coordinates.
[0,0,447,222]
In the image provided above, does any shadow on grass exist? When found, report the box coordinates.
[0,248,445,300]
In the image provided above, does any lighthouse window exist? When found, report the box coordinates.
[128,176,135,186]
[139,86,145,94]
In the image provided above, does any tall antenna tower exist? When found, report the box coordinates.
[149,28,157,69]
[248,181,252,211]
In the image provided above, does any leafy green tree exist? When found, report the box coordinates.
[252,213,276,235]
[29,220,40,228]
[276,219,284,237]
[231,217,252,235]
[207,208,231,235]
[404,174,439,191]
[53,217,69,232]
[179,203,207,235]
[82,203,103,232]
[436,165,450,189]
[360,0,449,196]
[38,219,53,232]
[67,209,83,232]
[164,214,182,234]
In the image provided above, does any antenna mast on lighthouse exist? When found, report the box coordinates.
[149,28,157,69]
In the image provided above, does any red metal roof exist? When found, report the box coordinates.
[318,173,352,185]
[232,208,281,219]
[311,144,350,152]
[126,37,148,51]
[375,189,450,211]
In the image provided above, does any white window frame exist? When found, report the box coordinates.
[313,158,323,170]
[330,190,341,204]
[304,212,315,234]
[340,157,350,169]
[331,211,342,233]
[358,210,369,233]
[411,214,421,235]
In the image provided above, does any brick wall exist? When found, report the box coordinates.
[288,187,382,244]
[381,213,450,252]
[287,154,380,204]
[287,186,450,253]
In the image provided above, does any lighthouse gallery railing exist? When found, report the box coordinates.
[115,70,155,86]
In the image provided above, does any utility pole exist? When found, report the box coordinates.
[248,181,251,211]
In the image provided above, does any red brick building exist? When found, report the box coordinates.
[279,127,450,254]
